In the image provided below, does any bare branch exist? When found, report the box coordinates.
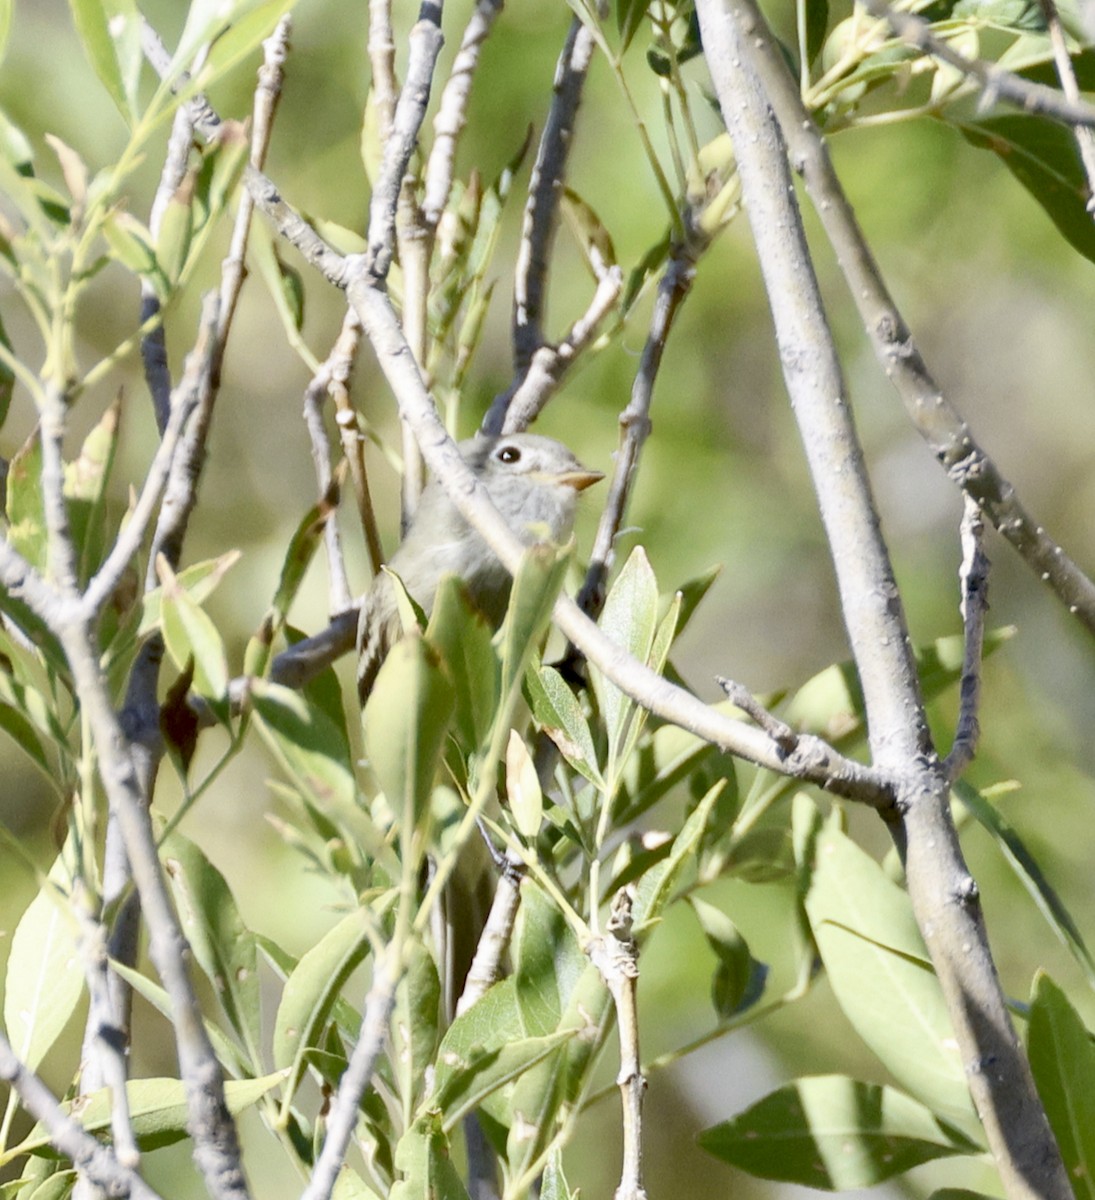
[485,262,623,436]
[300,953,401,1200]
[456,852,524,1016]
[513,18,597,370]
[142,105,195,433]
[864,0,1095,127]
[0,1031,162,1200]
[576,249,694,618]
[302,369,354,615]
[698,0,1071,1193]
[944,496,989,780]
[368,0,399,142]
[587,890,647,1200]
[73,889,139,1170]
[422,0,505,229]
[365,7,445,283]
[728,0,1095,634]
[39,383,80,595]
[716,677,798,756]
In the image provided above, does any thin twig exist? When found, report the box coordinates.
[141,105,195,433]
[944,495,989,780]
[728,0,1095,634]
[365,7,445,283]
[716,677,798,756]
[576,248,695,619]
[422,0,506,230]
[73,887,139,1170]
[512,18,597,372]
[485,262,623,436]
[39,383,80,594]
[456,852,525,1016]
[587,890,647,1200]
[302,370,354,614]
[368,0,399,143]
[299,953,402,1200]
[0,1031,163,1200]
[864,0,1095,127]
[82,357,204,616]
[1034,0,1095,209]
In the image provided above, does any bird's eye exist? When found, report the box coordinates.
[497,444,522,464]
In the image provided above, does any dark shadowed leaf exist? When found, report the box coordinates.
[698,1076,977,1187]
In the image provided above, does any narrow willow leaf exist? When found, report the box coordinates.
[526,662,603,787]
[392,937,441,1116]
[1027,971,1095,1199]
[698,1076,978,1188]
[433,1029,574,1132]
[137,551,241,636]
[8,1074,284,1163]
[426,575,498,753]
[157,557,229,703]
[560,188,617,276]
[161,832,261,1063]
[272,910,371,1111]
[251,678,356,814]
[956,780,1095,987]
[390,1113,472,1200]
[6,431,45,572]
[959,115,1095,265]
[4,870,81,1072]
[64,395,120,580]
[506,730,542,839]
[363,633,454,860]
[513,881,586,1038]
[498,543,572,702]
[0,703,51,783]
[804,825,979,1132]
[632,779,723,929]
[67,0,136,124]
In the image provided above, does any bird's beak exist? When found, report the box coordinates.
[555,468,604,492]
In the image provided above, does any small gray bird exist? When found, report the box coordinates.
[356,433,603,703]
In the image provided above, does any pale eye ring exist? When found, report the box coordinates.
[497,444,522,464]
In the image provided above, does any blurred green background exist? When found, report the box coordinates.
[2,0,1095,1196]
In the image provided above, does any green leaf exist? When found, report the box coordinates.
[272,910,371,1113]
[632,779,723,929]
[390,1112,472,1200]
[157,557,229,704]
[955,780,1095,988]
[498,543,572,703]
[1027,971,1095,1199]
[425,575,499,753]
[526,662,603,787]
[698,1076,977,1188]
[363,632,454,862]
[0,0,11,70]
[804,0,830,64]
[67,0,140,124]
[690,897,768,1019]
[251,678,357,814]
[161,832,261,1064]
[4,864,82,1072]
[513,881,586,1038]
[102,212,167,296]
[958,116,1095,266]
[196,0,297,86]
[6,431,45,572]
[561,188,617,277]
[64,395,120,581]
[506,730,543,839]
[590,547,660,784]
[137,551,240,636]
[7,1074,284,1164]
[392,936,441,1114]
[803,823,979,1132]
[617,0,649,52]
